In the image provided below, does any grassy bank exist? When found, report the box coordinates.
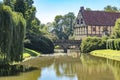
[23,48,40,59]
[90,49,120,61]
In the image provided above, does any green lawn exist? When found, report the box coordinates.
[23,48,40,59]
[0,48,40,61]
[90,49,120,61]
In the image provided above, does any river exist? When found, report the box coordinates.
[0,53,120,80]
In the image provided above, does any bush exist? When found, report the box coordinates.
[106,39,115,50]
[24,34,54,54]
[111,18,120,38]
[80,37,106,53]
[114,39,120,50]
[106,39,120,50]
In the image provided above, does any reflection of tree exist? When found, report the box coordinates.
[20,55,120,80]
[54,63,61,76]
[53,56,81,78]
[108,61,120,80]
[40,55,120,80]
[80,54,120,80]
[23,70,41,80]
[78,54,113,80]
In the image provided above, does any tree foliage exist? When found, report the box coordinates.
[4,0,55,54]
[86,8,92,11]
[80,37,106,53]
[106,39,120,50]
[24,34,54,54]
[13,0,37,34]
[104,5,119,12]
[111,18,120,38]
[14,0,26,17]
[0,3,26,64]
[3,0,15,9]
[52,12,76,40]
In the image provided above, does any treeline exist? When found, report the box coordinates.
[86,5,120,12]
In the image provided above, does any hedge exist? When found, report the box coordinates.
[24,34,54,54]
[80,37,106,53]
[106,39,120,50]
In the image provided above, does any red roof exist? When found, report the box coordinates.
[81,10,120,26]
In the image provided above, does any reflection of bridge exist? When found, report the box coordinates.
[53,40,82,53]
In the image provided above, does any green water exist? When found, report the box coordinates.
[0,54,120,80]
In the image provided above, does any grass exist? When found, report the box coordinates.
[90,49,120,61]
[23,48,40,59]
[0,48,40,61]
[54,45,61,49]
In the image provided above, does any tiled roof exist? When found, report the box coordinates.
[81,10,120,26]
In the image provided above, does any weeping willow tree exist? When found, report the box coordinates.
[0,3,26,65]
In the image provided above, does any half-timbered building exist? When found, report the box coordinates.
[74,7,120,40]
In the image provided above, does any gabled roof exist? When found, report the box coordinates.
[80,7,120,26]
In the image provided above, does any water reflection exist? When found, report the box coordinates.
[1,54,120,80]
[38,65,78,80]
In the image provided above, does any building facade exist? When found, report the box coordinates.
[74,7,120,40]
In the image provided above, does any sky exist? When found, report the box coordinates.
[34,0,120,24]
[0,0,120,24]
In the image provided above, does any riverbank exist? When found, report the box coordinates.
[23,48,40,61]
[90,49,120,61]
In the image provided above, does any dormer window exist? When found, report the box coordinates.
[77,19,79,24]
[81,18,83,24]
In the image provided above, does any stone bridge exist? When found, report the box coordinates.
[53,40,82,53]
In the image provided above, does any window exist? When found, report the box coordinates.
[77,19,79,24]
[77,18,83,24]
[93,27,96,31]
[103,27,108,31]
[81,18,83,24]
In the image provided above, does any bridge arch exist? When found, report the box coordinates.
[53,40,81,53]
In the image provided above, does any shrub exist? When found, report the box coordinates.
[111,18,120,38]
[106,39,120,50]
[24,34,54,54]
[80,37,106,53]
[106,39,115,49]
[114,39,120,50]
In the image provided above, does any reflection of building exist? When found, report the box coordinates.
[74,7,120,40]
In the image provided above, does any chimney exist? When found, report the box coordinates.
[80,6,84,12]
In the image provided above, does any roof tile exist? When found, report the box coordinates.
[81,10,120,26]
